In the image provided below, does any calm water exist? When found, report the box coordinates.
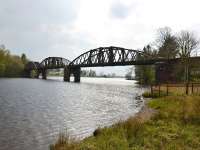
[0,77,146,150]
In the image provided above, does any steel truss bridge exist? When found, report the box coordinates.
[24,46,199,82]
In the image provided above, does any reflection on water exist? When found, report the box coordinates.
[0,77,146,150]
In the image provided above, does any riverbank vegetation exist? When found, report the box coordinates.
[0,45,28,77]
[50,93,200,150]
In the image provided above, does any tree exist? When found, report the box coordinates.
[135,45,156,84]
[156,27,179,59]
[156,27,172,47]
[177,31,199,58]
[176,31,199,82]
[21,53,28,65]
[81,70,87,77]
[0,64,5,77]
[111,73,116,77]
[89,70,96,77]
[81,69,96,77]
[143,45,158,59]
[0,45,26,77]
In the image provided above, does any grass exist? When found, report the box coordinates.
[142,91,167,98]
[50,95,200,150]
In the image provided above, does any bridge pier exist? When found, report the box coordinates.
[64,66,81,82]
[74,67,81,82]
[42,69,47,80]
[64,66,70,82]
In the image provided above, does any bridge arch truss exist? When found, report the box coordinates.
[40,57,71,69]
[69,46,146,67]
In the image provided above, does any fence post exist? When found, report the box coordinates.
[159,84,161,97]
[192,83,194,94]
[186,82,189,95]
[166,84,169,96]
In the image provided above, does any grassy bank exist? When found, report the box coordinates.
[50,95,200,150]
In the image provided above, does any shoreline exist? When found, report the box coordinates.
[50,92,157,149]
[51,94,200,149]
[133,97,156,123]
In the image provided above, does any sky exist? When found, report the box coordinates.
[0,0,200,76]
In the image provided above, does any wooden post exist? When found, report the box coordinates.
[166,84,169,96]
[159,84,161,97]
[186,82,189,95]
[192,83,194,94]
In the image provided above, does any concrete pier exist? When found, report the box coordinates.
[64,66,81,82]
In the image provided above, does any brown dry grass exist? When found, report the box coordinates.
[152,83,200,96]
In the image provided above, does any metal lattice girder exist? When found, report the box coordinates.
[25,46,167,71]
[69,46,147,67]
[40,57,71,69]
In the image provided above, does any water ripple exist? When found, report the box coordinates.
[0,77,146,150]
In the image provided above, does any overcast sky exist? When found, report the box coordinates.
[1,0,200,75]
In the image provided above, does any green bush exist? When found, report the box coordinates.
[0,46,26,77]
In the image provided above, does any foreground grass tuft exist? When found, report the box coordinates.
[50,96,200,150]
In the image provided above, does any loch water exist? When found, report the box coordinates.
[0,77,146,150]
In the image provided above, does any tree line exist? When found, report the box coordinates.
[135,27,199,85]
[0,45,28,77]
[81,70,117,78]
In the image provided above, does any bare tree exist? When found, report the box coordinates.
[177,31,199,82]
[177,31,199,58]
[156,27,179,59]
[156,27,172,47]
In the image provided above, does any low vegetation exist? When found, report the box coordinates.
[0,45,27,77]
[50,94,200,150]
[142,91,167,98]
